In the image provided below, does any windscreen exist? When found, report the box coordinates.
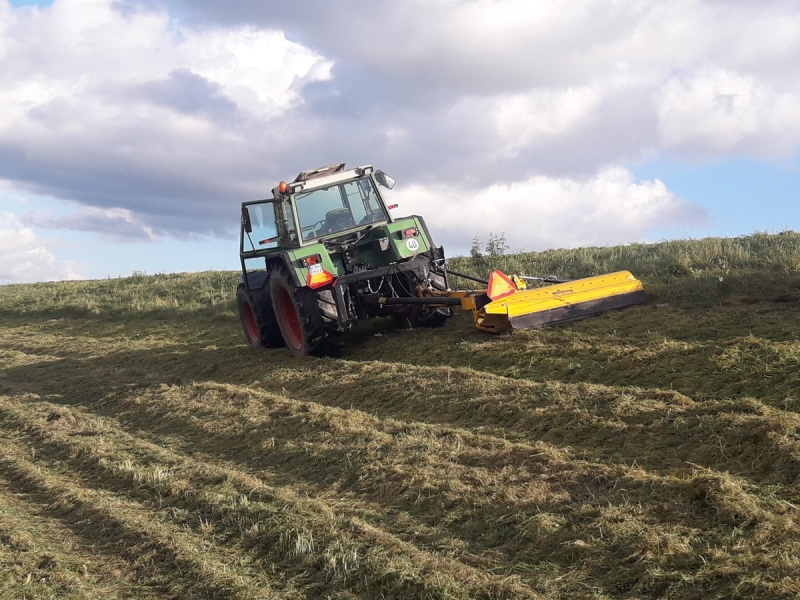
[296,178,387,241]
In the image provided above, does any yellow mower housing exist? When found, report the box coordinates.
[459,270,646,333]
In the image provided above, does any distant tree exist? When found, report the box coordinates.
[484,232,508,258]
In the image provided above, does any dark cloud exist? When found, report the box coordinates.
[135,68,240,121]
[21,207,157,240]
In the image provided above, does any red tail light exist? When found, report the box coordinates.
[403,228,418,238]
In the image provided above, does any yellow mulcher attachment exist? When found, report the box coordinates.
[427,269,646,333]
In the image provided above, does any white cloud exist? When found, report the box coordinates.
[0,0,332,231]
[0,212,83,283]
[392,167,710,253]
[0,0,329,122]
[492,86,602,153]
[657,68,800,156]
[177,25,332,117]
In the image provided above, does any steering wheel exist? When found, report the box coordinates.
[301,219,326,236]
[301,220,327,241]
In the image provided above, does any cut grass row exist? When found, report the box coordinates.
[5,372,800,598]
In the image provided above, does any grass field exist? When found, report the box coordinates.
[3,233,800,599]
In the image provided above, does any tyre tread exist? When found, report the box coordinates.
[269,265,341,357]
[236,283,284,349]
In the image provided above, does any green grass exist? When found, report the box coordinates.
[2,233,800,599]
[454,231,800,305]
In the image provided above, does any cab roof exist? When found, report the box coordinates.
[272,163,374,197]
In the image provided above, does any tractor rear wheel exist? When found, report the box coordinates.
[269,265,339,357]
[236,283,284,349]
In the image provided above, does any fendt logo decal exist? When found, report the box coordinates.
[551,288,574,296]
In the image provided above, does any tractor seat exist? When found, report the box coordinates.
[323,209,355,232]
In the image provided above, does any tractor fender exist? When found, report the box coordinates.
[408,214,437,247]
[240,253,302,292]
[406,215,447,288]
[265,253,303,288]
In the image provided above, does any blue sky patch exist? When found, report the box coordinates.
[632,157,800,240]
[9,0,53,7]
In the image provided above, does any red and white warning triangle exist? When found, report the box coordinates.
[487,270,517,301]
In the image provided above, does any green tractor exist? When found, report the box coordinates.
[237,162,454,357]
[237,162,649,357]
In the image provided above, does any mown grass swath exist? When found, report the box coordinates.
[2,232,800,599]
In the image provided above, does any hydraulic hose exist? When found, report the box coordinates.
[442,268,489,286]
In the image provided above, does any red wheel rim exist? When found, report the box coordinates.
[277,287,303,349]
[242,301,259,342]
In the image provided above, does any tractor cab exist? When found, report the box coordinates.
[240,164,395,257]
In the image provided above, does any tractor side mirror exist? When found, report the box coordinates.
[241,206,252,233]
[375,170,396,190]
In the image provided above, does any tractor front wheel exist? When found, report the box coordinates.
[269,266,338,357]
[393,269,453,329]
[394,306,453,329]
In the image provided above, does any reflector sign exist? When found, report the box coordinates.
[487,270,517,301]
[306,263,335,289]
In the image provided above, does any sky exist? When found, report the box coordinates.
[1,0,799,283]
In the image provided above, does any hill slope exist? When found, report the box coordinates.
[2,234,800,599]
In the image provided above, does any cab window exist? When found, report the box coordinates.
[243,202,279,251]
